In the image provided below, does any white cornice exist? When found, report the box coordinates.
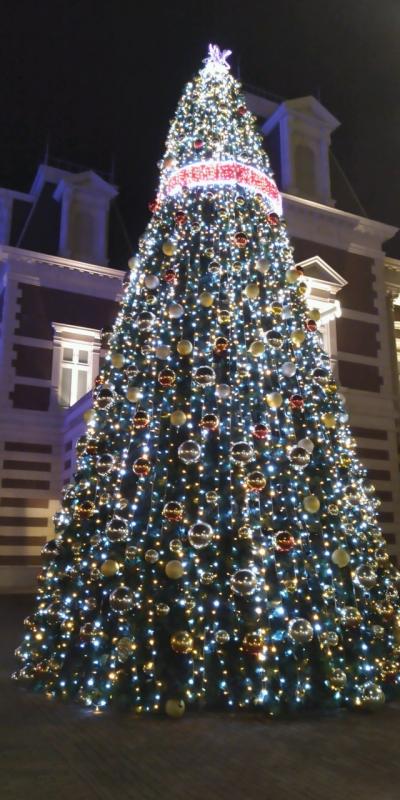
[0,187,33,203]
[0,244,125,280]
[283,192,398,250]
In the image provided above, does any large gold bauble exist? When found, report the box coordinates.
[170,410,187,426]
[308,308,321,322]
[170,631,194,654]
[266,391,283,409]
[162,240,176,256]
[321,412,337,429]
[127,386,142,402]
[177,340,193,356]
[332,548,350,568]
[285,269,299,284]
[249,340,265,357]
[165,698,185,718]
[111,353,125,368]
[303,494,320,513]
[100,559,119,577]
[291,330,305,347]
[165,560,184,579]
[244,283,259,299]
[199,291,213,307]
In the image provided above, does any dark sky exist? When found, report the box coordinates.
[1,0,400,256]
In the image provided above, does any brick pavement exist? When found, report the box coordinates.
[1,595,400,800]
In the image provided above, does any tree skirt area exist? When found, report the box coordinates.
[2,595,400,800]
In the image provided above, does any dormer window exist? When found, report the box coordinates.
[260,96,340,207]
[294,143,317,198]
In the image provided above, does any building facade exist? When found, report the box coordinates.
[0,92,400,592]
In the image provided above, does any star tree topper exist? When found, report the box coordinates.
[202,44,232,75]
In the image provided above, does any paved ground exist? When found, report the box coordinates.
[1,595,400,800]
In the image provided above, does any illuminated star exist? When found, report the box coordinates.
[203,44,232,74]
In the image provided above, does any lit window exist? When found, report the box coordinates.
[52,323,102,410]
[59,344,91,407]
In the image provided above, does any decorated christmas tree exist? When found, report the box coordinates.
[15,45,400,717]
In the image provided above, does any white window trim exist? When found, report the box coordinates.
[51,322,102,410]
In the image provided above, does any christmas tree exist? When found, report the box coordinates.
[15,45,400,717]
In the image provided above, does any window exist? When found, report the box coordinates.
[59,344,91,407]
[52,323,102,410]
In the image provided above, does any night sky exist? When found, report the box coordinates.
[1,0,400,256]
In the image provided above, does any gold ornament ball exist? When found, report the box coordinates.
[162,240,176,256]
[170,410,187,426]
[303,494,320,513]
[332,548,350,568]
[165,698,185,718]
[218,310,231,325]
[127,386,142,402]
[321,412,337,429]
[111,353,125,368]
[291,330,305,347]
[244,283,259,300]
[177,340,193,356]
[199,291,213,307]
[83,409,93,423]
[339,454,352,468]
[249,340,265,357]
[100,559,119,577]
[308,308,321,322]
[128,256,139,270]
[170,631,194,654]
[286,268,299,284]
[155,345,171,359]
[165,560,184,579]
[325,381,337,395]
[297,281,308,296]
[266,391,283,409]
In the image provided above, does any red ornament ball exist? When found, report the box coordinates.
[163,268,178,284]
[253,423,269,440]
[274,531,296,553]
[242,632,263,655]
[296,265,304,275]
[266,212,280,226]
[289,394,304,410]
[78,500,96,519]
[194,139,204,150]
[237,105,246,117]
[132,410,150,430]
[148,199,159,213]
[163,501,184,523]
[306,319,318,332]
[214,336,229,354]
[234,232,248,248]
[158,368,176,388]
[133,456,151,477]
[200,413,219,431]
[175,211,187,226]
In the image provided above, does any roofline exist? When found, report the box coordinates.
[282,192,399,243]
[0,244,126,279]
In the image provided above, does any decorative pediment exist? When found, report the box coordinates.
[296,255,347,296]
